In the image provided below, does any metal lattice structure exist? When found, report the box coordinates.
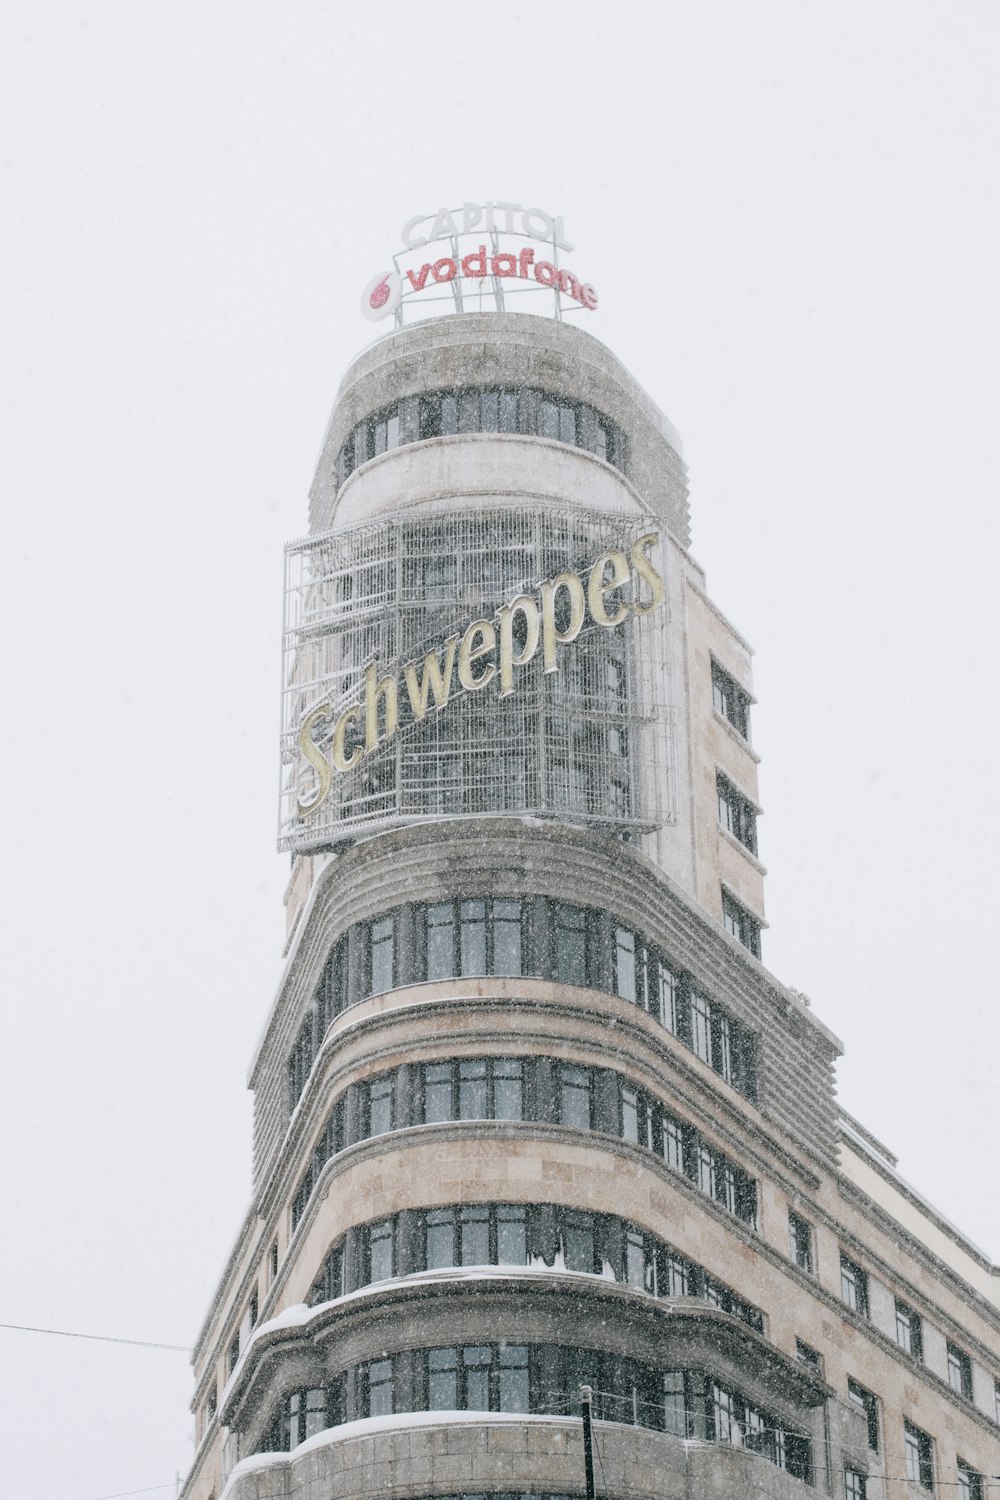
[279,501,675,852]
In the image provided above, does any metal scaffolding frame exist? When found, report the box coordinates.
[279,500,675,852]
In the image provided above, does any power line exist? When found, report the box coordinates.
[88,1485,177,1500]
[0,1320,190,1352]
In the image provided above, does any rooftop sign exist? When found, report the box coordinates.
[361,202,597,326]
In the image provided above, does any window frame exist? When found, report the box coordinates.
[840,1253,869,1317]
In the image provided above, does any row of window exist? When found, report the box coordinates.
[335,386,627,490]
[258,1344,811,1483]
[288,896,759,1112]
[306,1200,764,1333]
[840,1381,982,1500]
[839,1253,976,1399]
[289,1056,758,1235]
[717,772,758,855]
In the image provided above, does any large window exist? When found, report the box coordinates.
[895,1300,922,1359]
[425,898,524,979]
[717,772,758,855]
[904,1421,934,1491]
[840,1255,869,1318]
[947,1342,972,1399]
[613,923,757,1101]
[848,1378,879,1453]
[260,1345,808,1474]
[289,898,762,1113]
[958,1461,983,1500]
[844,1467,868,1500]
[425,1203,528,1270]
[421,1057,524,1123]
[552,902,589,986]
[291,1058,758,1238]
[427,1343,530,1413]
[722,890,762,959]
[789,1211,813,1273]
[337,385,627,486]
[711,660,751,741]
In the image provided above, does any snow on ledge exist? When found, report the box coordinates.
[218,1409,578,1499]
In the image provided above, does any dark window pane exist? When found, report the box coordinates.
[369,1219,393,1282]
[498,1345,530,1411]
[460,1205,490,1265]
[424,1062,454,1123]
[426,903,455,981]
[563,1212,596,1273]
[459,900,487,975]
[426,1209,455,1269]
[560,1064,591,1130]
[492,900,522,976]
[553,904,587,986]
[540,399,559,439]
[616,927,637,1002]
[427,1346,458,1409]
[458,1059,488,1119]
[370,917,394,994]
[369,1076,392,1137]
[496,1204,527,1265]
[492,1058,524,1120]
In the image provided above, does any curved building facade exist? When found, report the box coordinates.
[184,312,1000,1500]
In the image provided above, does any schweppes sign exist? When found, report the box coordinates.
[296,532,665,820]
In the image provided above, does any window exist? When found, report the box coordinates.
[227,1331,240,1376]
[612,922,757,1102]
[947,1342,972,1399]
[365,1073,394,1137]
[248,1291,258,1328]
[848,1379,879,1453]
[426,1344,530,1414]
[789,1212,814,1273]
[425,897,524,979]
[845,1467,868,1500]
[621,1083,654,1150]
[716,772,758,854]
[904,1421,934,1491]
[361,1358,394,1418]
[796,1339,821,1371]
[272,1385,338,1451]
[958,1461,983,1500]
[420,1057,524,1123]
[369,916,395,994]
[558,1062,592,1129]
[268,1242,278,1283]
[561,1210,599,1273]
[895,1300,923,1359]
[552,902,588,986]
[310,1243,343,1304]
[367,1218,394,1282]
[840,1254,869,1317]
[711,660,751,740]
[721,890,762,958]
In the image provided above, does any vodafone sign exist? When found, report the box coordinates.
[361,202,597,323]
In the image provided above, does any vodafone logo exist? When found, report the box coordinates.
[361,271,401,321]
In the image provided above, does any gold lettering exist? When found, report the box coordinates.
[363,660,398,754]
[458,619,496,690]
[630,532,665,615]
[497,594,541,698]
[296,704,334,815]
[539,571,586,673]
[332,704,362,772]
[588,549,630,627]
[403,635,459,720]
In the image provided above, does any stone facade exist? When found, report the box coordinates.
[183,311,1000,1500]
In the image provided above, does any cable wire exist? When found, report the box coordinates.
[0,1320,190,1352]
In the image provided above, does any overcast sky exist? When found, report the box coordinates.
[2,3,999,1497]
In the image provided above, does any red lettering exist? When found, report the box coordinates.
[518,247,535,278]
[461,246,488,278]
[533,260,557,287]
[556,269,583,302]
[581,283,598,310]
[406,264,432,292]
[491,253,517,277]
[432,257,457,282]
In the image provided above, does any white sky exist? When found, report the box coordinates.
[2,3,998,1496]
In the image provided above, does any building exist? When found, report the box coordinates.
[183,304,1000,1500]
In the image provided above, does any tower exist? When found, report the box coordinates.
[183,307,1000,1500]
